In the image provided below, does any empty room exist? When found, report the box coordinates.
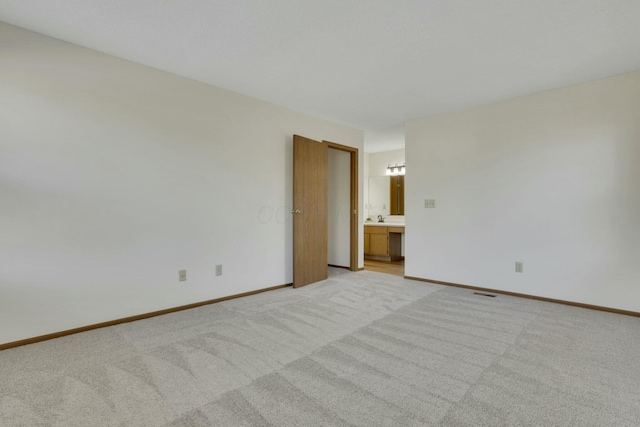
[1,1,639,426]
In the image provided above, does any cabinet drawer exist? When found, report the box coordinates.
[388,226,404,234]
[364,226,388,235]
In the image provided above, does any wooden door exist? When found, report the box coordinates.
[293,135,328,288]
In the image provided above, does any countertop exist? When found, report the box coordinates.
[365,222,405,227]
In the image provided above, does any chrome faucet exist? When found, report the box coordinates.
[377,215,384,223]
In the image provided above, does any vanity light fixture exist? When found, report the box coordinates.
[385,163,406,176]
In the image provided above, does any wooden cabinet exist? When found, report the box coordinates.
[364,225,404,261]
[369,234,389,256]
[365,226,388,255]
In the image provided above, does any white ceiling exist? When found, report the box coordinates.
[2,0,640,152]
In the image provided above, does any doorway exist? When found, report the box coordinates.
[325,140,358,273]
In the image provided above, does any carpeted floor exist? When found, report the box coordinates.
[1,269,639,426]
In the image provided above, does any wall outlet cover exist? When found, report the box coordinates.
[179,269,187,281]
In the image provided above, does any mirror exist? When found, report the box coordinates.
[367,176,404,218]
[368,176,389,218]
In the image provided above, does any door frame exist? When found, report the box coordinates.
[324,140,358,271]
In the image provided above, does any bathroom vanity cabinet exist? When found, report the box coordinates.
[364,225,404,261]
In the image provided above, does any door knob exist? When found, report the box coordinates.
[290,209,303,214]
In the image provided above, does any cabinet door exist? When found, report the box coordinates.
[369,234,389,256]
[364,233,370,255]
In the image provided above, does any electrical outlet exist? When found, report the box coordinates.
[215,265,222,276]
[425,199,436,208]
[179,269,187,281]
[515,262,523,273]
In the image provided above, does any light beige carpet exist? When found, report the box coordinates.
[1,269,639,426]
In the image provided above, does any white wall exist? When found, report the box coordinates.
[328,149,351,267]
[0,23,364,345]
[367,148,405,179]
[406,71,640,312]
